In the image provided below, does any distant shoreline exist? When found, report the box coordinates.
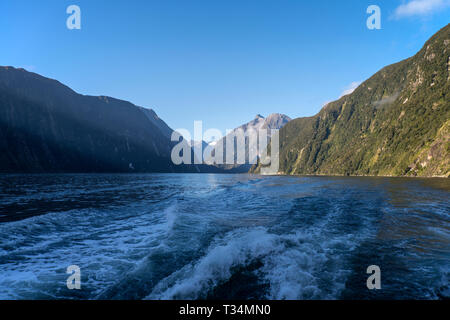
[258,172,450,179]
[0,171,448,179]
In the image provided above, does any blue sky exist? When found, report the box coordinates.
[0,0,449,133]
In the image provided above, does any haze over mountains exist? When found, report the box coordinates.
[253,24,449,177]
[234,113,291,134]
[210,113,291,172]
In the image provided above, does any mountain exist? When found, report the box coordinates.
[262,113,292,131]
[138,107,173,139]
[212,113,291,172]
[0,67,219,173]
[252,24,449,177]
[233,113,291,134]
[225,113,291,138]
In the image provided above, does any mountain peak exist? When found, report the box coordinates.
[263,113,292,130]
[255,114,265,119]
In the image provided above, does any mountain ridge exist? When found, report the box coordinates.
[0,66,220,173]
[211,113,291,172]
[252,23,449,177]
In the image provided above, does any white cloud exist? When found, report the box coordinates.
[340,81,361,98]
[393,0,450,19]
[322,81,361,108]
[322,100,332,108]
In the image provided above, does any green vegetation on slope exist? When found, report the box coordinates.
[253,24,450,177]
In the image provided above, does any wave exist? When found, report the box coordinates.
[0,174,448,300]
[146,221,369,300]
[0,202,180,299]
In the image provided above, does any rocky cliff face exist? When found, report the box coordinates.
[212,113,291,172]
[262,113,292,131]
[253,24,449,177]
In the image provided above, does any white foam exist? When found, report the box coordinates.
[146,224,361,300]
[146,227,280,299]
[0,203,179,299]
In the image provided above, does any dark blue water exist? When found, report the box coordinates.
[0,174,448,300]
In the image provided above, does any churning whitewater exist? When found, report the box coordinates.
[0,174,448,299]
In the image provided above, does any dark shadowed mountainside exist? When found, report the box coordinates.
[0,67,219,173]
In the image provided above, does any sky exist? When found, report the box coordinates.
[0,0,449,134]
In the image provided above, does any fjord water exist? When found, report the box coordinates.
[0,174,448,300]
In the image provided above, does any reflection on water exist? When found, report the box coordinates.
[0,174,448,300]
